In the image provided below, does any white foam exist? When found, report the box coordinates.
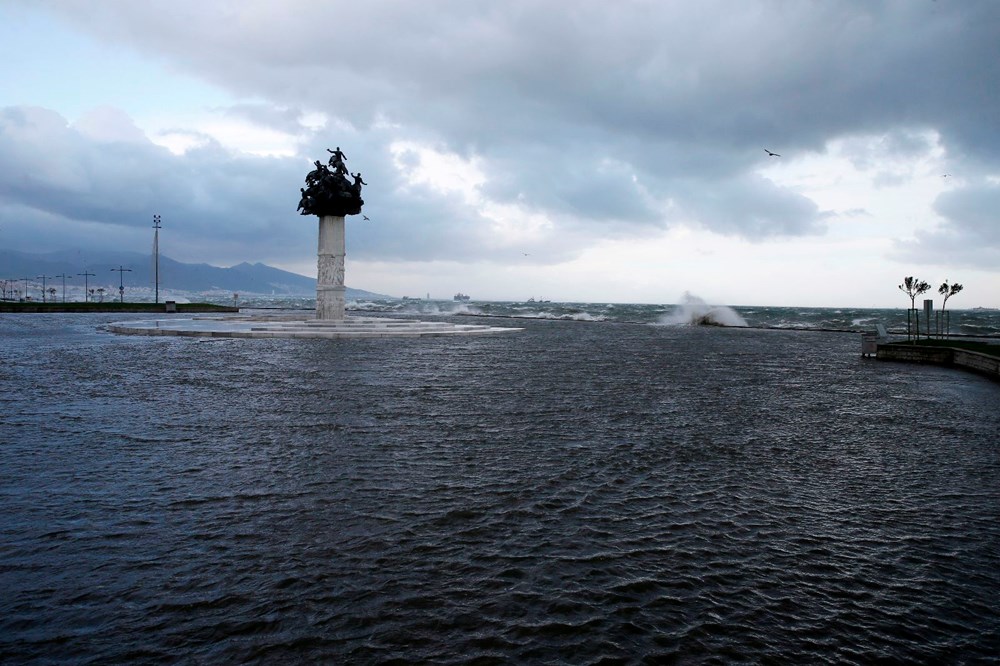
[656,292,748,327]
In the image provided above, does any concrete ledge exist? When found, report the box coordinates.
[877,343,1000,382]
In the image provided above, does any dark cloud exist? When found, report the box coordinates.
[0,106,309,264]
[8,1,1000,269]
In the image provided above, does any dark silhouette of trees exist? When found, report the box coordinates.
[899,276,930,309]
[938,280,964,336]
[899,277,930,339]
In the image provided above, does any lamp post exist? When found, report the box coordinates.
[19,277,31,302]
[37,275,53,303]
[153,214,161,304]
[78,270,96,302]
[111,266,132,303]
[55,273,72,303]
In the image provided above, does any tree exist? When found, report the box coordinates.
[898,276,930,309]
[938,280,964,336]
[96,287,106,303]
[898,276,930,339]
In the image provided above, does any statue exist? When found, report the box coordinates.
[298,148,365,217]
[350,172,367,193]
[327,147,347,170]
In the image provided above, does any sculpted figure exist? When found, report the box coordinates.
[306,160,327,186]
[351,172,367,192]
[299,148,365,217]
[327,146,347,170]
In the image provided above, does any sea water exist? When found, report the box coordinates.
[237,295,1000,337]
[1,307,998,663]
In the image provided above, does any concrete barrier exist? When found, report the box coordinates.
[877,343,1000,382]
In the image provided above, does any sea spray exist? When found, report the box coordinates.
[658,292,748,327]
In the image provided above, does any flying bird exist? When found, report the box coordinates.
[363,215,370,220]
[764,148,780,157]
[941,174,951,178]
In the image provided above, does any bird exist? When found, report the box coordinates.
[941,174,952,178]
[764,148,780,157]
[363,215,370,220]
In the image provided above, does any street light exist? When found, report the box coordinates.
[37,275,53,303]
[55,273,72,303]
[153,214,162,304]
[111,266,132,303]
[78,270,96,302]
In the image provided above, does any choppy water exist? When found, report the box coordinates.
[234,294,1000,338]
[2,310,999,664]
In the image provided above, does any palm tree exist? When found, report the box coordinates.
[898,276,930,339]
[938,281,963,336]
[47,287,57,302]
[96,287,106,303]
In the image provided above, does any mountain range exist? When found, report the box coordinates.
[0,249,390,300]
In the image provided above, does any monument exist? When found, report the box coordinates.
[297,147,367,320]
[107,145,523,338]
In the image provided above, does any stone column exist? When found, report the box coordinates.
[317,215,346,320]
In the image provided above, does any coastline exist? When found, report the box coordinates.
[0,301,238,313]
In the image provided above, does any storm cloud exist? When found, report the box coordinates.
[2,0,998,302]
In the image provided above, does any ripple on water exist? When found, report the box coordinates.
[0,316,998,663]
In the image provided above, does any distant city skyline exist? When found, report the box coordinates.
[1,2,998,308]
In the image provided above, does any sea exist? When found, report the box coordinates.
[2,297,999,664]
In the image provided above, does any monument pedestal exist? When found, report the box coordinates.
[317,215,346,320]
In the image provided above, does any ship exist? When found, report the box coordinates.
[454,293,471,301]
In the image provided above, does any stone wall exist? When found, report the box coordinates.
[954,349,1000,377]
[876,344,1000,382]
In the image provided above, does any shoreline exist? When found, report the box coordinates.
[0,302,238,313]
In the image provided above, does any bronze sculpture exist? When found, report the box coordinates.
[298,148,365,217]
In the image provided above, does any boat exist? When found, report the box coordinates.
[454,293,470,301]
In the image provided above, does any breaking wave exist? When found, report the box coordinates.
[657,292,748,327]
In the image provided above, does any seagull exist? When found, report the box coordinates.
[764,148,780,157]
[363,215,370,220]
[941,174,951,178]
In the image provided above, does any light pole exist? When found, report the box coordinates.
[78,270,96,302]
[19,277,31,302]
[55,273,72,303]
[37,275,53,303]
[111,266,132,303]
[153,214,161,304]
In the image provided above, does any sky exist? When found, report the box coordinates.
[1,0,999,308]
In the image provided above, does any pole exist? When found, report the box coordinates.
[55,273,71,303]
[37,275,53,303]
[111,266,132,303]
[153,214,161,304]
[20,277,31,302]
[78,270,96,302]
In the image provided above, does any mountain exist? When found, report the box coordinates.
[0,249,391,300]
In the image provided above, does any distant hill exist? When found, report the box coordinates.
[0,249,391,300]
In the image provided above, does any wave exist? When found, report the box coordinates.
[656,293,748,327]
